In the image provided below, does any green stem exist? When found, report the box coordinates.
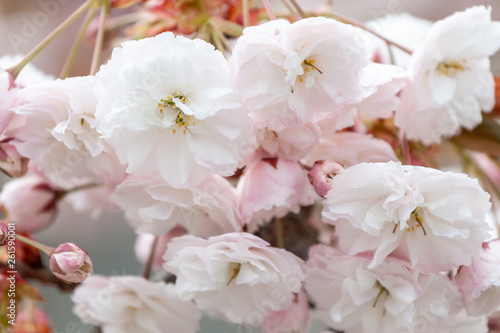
[15,234,53,256]
[7,0,92,80]
[90,1,109,75]
[60,6,98,79]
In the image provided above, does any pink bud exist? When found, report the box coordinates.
[0,222,8,246]
[307,160,344,197]
[0,173,58,233]
[49,243,93,283]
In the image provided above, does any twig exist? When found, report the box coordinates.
[261,0,276,20]
[0,262,78,292]
[90,1,109,75]
[141,236,158,279]
[7,0,92,80]
[274,217,284,248]
[60,6,98,79]
[329,12,413,55]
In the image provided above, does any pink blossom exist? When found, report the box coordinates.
[456,240,500,316]
[72,275,201,333]
[0,221,8,246]
[0,172,58,233]
[112,173,242,236]
[163,232,305,325]
[50,243,93,283]
[262,290,310,333]
[303,131,398,168]
[237,156,317,232]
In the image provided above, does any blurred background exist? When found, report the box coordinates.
[0,0,499,332]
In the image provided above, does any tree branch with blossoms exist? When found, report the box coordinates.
[1,1,500,332]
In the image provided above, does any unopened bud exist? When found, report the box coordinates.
[308,160,344,197]
[0,222,8,246]
[49,243,93,283]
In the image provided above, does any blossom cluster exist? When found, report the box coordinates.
[1,2,500,333]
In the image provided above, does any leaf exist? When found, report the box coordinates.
[452,116,500,155]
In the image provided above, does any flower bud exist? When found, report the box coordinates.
[307,160,344,197]
[49,243,93,283]
[0,173,58,233]
[0,221,8,246]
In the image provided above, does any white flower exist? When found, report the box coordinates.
[111,172,242,236]
[305,245,423,333]
[72,275,201,333]
[163,232,305,325]
[12,76,125,190]
[395,6,500,144]
[95,32,254,188]
[230,17,371,130]
[322,161,492,272]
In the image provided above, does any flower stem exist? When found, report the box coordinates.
[141,236,158,280]
[261,0,276,20]
[60,6,98,79]
[400,131,412,165]
[243,0,250,27]
[274,217,284,248]
[7,0,92,80]
[15,234,53,256]
[328,12,413,55]
[280,0,300,20]
[90,1,109,75]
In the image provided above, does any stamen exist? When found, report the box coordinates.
[436,60,467,76]
[226,263,242,286]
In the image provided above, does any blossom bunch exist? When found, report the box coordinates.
[1,1,500,332]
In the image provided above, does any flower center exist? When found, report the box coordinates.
[298,58,323,83]
[226,262,242,286]
[372,281,389,316]
[392,207,427,235]
[157,92,195,135]
[436,60,467,76]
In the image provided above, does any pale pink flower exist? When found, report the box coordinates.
[0,138,28,177]
[262,290,310,333]
[456,240,500,316]
[305,245,423,333]
[237,156,317,232]
[50,243,93,283]
[12,76,126,190]
[0,172,58,233]
[355,63,408,119]
[230,17,371,130]
[134,225,187,269]
[72,275,201,333]
[163,232,305,325]
[323,161,492,272]
[258,122,322,161]
[95,32,254,188]
[303,131,398,168]
[112,173,242,236]
[395,6,500,144]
